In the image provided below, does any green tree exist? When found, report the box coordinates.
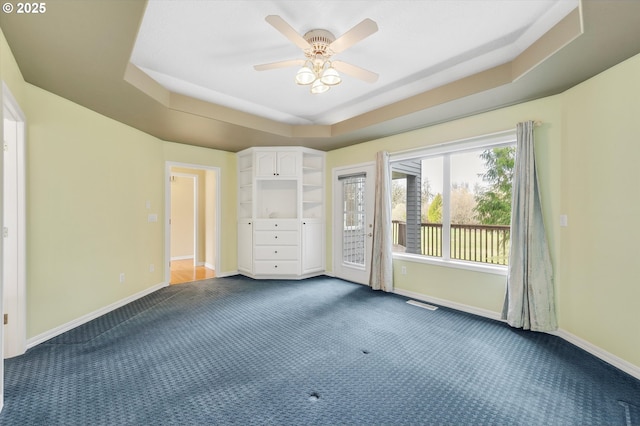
[474,147,515,225]
[421,178,433,222]
[427,193,443,223]
[451,183,477,224]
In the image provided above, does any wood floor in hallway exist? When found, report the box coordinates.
[170,259,215,284]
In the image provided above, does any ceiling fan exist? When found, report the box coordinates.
[254,15,379,94]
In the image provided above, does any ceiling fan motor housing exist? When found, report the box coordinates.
[303,29,336,58]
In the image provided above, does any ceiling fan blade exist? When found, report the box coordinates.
[254,59,305,71]
[332,61,379,83]
[330,18,378,53]
[265,15,310,50]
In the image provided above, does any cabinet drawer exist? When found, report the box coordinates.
[254,261,300,275]
[254,246,299,260]
[253,219,299,231]
[254,231,299,246]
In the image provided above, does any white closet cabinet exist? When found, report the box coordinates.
[237,147,325,279]
[255,151,300,178]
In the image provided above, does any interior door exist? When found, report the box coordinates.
[332,163,375,285]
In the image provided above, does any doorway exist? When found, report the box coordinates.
[2,82,26,362]
[166,163,220,285]
[332,163,376,285]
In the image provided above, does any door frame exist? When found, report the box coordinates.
[165,162,221,284]
[332,161,376,285]
[2,81,27,362]
[169,172,198,265]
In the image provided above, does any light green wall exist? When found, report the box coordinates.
[326,96,563,315]
[1,30,25,107]
[25,84,166,337]
[23,85,238,338]
[560,53,640,367]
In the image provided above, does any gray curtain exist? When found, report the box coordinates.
[370,151,393,292]
[502,121,557,331]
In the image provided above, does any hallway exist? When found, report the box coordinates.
[170,259,215,284]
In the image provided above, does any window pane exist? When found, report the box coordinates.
[391,156,443,257]
[391,177,407,253]
[450,147,514,265]
[421,157,443,258]
[342,176,366,266]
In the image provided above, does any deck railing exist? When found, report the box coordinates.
[392,220,510,265]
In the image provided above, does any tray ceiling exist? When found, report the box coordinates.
[2,1,640,151]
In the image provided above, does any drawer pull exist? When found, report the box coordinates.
[274,265,278,268]
[275,250,278,254]
[275,236,278,239]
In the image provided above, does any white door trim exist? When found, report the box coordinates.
[2,81,27,362]
[165,162,221,284]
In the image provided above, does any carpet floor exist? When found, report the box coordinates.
[1,275,639,425]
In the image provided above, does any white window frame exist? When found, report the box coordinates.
[390,130,516,276]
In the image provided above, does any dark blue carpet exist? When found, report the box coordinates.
[1,275,639,425]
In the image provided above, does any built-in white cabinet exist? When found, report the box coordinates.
[255,151,301,178]
[237,147,325,279]
[237,220,253,273]
[301,219,324,274]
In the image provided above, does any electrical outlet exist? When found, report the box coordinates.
[149,264,155,273]
[119,273,125,283]
[401,266,407,275]
[560,214,568,227]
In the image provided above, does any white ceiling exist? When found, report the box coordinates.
[130,0,578,127]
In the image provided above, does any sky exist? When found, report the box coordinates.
[421,149,490,196]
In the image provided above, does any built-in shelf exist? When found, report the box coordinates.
[237,147,325,278]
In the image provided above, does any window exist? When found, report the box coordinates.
[340,174,367,266]
[390,132,516,268]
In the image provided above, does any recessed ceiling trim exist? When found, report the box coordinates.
[512,7,584,81]
[124,4,582,142]
[169,92,294,137]
[332,62,514,137]
[124,63,170,107]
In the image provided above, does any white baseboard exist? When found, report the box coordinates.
[393,288,504,322]
[552,329,640,381]
[26,281,169,349]
[394,287,640,381]
[171,255,193,261]
[215,270,238,278]
[204,262,215,270]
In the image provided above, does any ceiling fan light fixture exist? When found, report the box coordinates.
[256,16,379,94]
[310,79,330,94]
[320,65,341,86]
[295,64,315,85]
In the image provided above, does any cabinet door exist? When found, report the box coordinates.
[237,221,253,273]
[277,152,301,177]
[255,152,277,177]
[302,220,324,274]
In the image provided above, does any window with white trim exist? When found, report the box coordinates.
[390,132,516,267]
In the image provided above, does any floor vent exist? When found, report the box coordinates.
[407,300,438,311]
